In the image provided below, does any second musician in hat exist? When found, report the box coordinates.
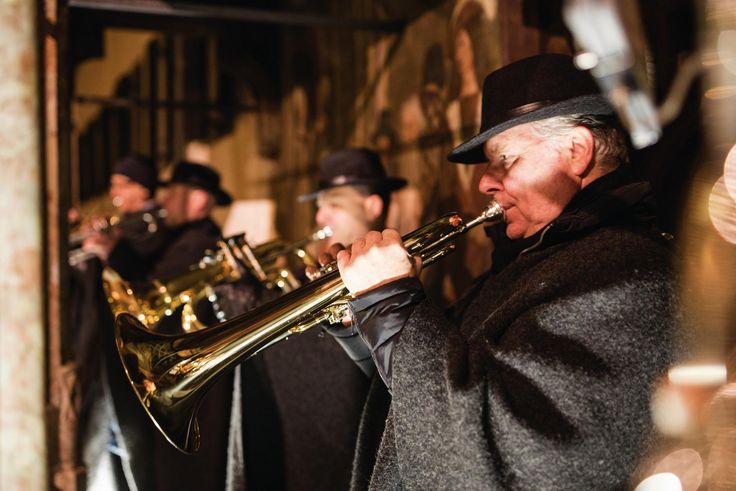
[152,160,233,281]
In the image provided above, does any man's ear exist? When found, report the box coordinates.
[569,125,595,178]
[363,194,384,222]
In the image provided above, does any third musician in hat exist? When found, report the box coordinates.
[300,147,406,250]
[331,55,682,489]
[236,148,405,491]
[304,147,407,376]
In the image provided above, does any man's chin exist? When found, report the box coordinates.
[504,225,525,241]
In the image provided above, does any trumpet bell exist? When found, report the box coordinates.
[115,313,202,452]
[115,268,348,453]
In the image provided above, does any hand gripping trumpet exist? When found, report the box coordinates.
[114,201,504,453]
[68,209,168,266]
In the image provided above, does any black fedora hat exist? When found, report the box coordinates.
[113,154,160,196]
[298,148,407,202]
[448,54,615,164]
[163,161,232,205]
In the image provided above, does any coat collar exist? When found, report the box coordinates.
[489,165,662,273]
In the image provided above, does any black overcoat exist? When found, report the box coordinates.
[352,168,682,490]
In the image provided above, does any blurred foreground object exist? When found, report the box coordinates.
[563,0,662,148]
[634,472,683,491]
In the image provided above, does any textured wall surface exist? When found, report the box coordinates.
[0,0,47,488]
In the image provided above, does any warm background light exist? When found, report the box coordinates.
[704,85,736,99]
[717,30,736,75]
[651,384,690,436]
[722,143,736,200]
[709,176,736,244]
[646,448,703,491]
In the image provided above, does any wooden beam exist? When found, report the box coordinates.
[68,0,406,32]
[74,94,259,112]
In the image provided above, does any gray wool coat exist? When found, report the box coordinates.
[350,169,681,490]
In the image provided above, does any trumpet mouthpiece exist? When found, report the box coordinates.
[484,201,506,223]
[317,226,333,240]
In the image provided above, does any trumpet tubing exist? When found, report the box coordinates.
[104,227,332,332]
[104,235,246,330]
[114,202,504,453]
[247,226,332,291]
[69,215,121,248]
[69,208,167,249]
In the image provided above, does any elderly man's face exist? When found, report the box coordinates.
[162,183,213,227]
[162,183,189,226]
[109,174,150,214]
[478,122,581,240]
[315,187,375,249]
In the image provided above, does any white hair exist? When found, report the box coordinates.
[529,114,630,171]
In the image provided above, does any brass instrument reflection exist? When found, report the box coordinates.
[250,226,332,291]
[103,227,332,331]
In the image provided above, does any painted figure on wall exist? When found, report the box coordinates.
[392,42,454,238]
[446,0,500,214]
[378,2,503,303]
[444,0,502,296]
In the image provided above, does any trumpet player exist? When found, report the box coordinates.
[133,160,246,490]
[88,159,247,491]
[77,154,167,280]
[330,55,681,489]
[72,153,167,490]
[307,148,408,375]
[232,148,406,491]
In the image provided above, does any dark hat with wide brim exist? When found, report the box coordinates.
[298,148,407,202]
[161,161,232,205]
[448,54,615,164]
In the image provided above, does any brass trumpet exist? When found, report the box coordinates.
[114,201,504,453]
[69,208,168,266]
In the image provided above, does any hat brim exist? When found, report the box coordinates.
[112,173,162,193]
[213,189,233,206]
[447,94,615,164]
[160,179,233,206]
[297,177,407,203]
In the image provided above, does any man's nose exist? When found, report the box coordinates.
[315,207,328,226]
[478,170,503,196]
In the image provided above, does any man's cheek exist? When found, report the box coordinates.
[344,205,367,224]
